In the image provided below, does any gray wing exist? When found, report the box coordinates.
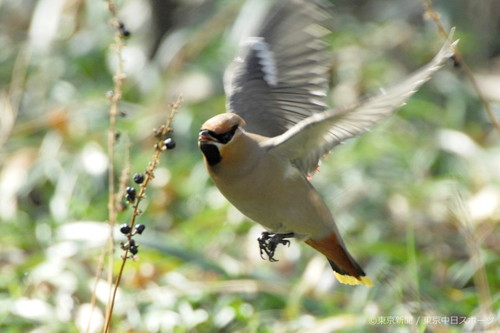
[266,38,458,175]
[224,0,333,138]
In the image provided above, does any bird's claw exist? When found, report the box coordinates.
[258,232,294,262]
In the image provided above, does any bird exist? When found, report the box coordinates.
[198,0,456,286]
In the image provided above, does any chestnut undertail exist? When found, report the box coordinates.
[305,233,374,286]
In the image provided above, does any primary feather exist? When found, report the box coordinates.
[267,37,458,175]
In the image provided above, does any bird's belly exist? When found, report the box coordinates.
[213,165,332,238]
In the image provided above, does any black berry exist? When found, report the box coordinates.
[164,138,176,150]
[118,22,131,38]
[135,224,146,235]
[125,187,136,202]
[133,173,145,184]
[129,245,138,255]
[120,224,131,234]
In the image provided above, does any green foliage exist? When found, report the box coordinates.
[1,0,499,332]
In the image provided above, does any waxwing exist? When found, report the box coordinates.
[198,0,456,286]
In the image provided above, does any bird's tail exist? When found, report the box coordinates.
[305,233,373,286]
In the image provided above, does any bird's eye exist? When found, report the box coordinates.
[217,125,239,144]
[220,133,232,143]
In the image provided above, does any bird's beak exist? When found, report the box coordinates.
[198,129,216,143]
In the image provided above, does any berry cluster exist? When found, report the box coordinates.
[125,186,136,203]
[118,127,176,259]
[118,21,131,38]
[119,172,150,257]
[120,223,146,255]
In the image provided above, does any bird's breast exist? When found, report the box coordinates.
[209,152,333,237]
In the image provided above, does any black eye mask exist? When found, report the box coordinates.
[200,125,238,144]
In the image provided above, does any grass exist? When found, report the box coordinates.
[0,0,499,332]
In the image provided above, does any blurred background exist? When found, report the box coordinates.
[1,0,499,332]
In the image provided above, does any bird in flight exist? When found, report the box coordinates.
[198,0,456,286]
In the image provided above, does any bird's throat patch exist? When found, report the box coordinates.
[200,143,222,166]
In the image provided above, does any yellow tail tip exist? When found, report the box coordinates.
[334,272,374,286]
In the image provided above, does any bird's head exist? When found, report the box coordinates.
[198,113,246,166]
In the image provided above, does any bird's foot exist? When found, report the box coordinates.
[258,232,294,262]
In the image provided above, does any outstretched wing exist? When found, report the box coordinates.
[224,0,333,138]
[266,37,457,175]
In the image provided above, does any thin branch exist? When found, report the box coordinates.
[450,192,495,330]
[85,1,127,332]
[423,0,500,132]
[102,96,182,333]
[84,248,107,333]
[103,0,126,328]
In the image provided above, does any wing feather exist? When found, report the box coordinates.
[267,36,458,175]
[225,0,333,138]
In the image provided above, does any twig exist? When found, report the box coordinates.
[116,145,131,212]
[84,1,127,332]
[84,248,107,333]
[423,0,500,132]
[450,192,495,331]
[102,96,182,333]
[103,0,126,328]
